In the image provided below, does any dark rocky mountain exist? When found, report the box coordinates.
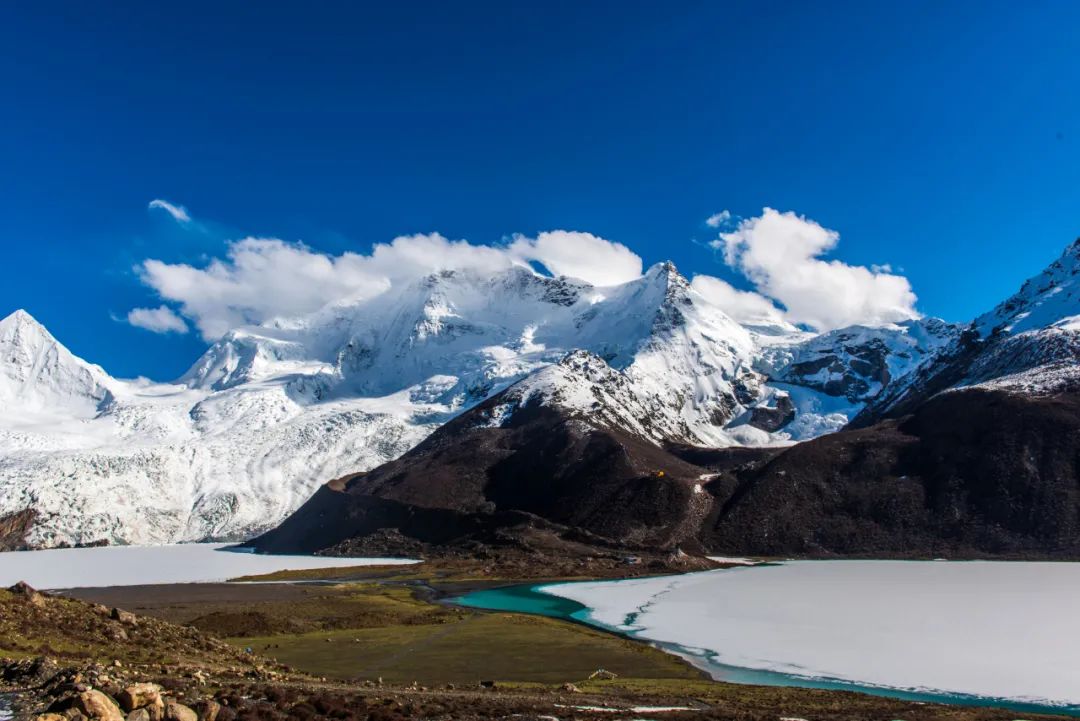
[252,362,1080,561]
[701,388,1080,558]
[245,239,1080,562]
[251,354,719,562]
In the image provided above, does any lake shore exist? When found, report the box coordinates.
[453,573,1080,718]
[1,556,1072,721]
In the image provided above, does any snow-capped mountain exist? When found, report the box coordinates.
[966,239,1080,392]
[854,239,1080,424]
[0,310,115,420]
[1,262,960,549]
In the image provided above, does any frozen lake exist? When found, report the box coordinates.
[543,561,1080,712]
[0,543,416,589]
[455,560,1080,713]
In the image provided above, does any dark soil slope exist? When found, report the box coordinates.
[703,388,1080,558]
[255,386,1080,561]
[253,397,714,562]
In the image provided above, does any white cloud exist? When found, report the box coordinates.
[705,210,731,228]
[369,232,518,280]
[135,229,641,340]
[709,208,918,331]
[148,199,191,224]
[690,275,792,330]
[509,230,642,286]
[133,203,913,341]
[139,238,385,339]
[126,305,189,334]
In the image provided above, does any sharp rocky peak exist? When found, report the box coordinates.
[974,237,1080,338]
[1,309,50,340]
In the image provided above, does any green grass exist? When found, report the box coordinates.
[230,612,701,685]
[228,564,420,583]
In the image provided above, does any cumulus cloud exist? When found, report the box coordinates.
[140,238,384,339]
[704,210,730,228]
[126,305,189,334]
[708,208,918,331]
[135,228,642,340]
[509,230,642,286]
[148,199,192,224]
[690,275,792,329]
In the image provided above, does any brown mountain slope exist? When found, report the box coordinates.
[702,388,1080,558]
[253,380,1080,560]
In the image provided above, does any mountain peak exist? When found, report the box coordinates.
[974,237,1080,338]
[1,308,45,332]
[645,260,684,283]
[0,309,60,353]
[0,309,114,418]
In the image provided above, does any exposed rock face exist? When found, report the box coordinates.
[747,394,795,431]
[759,319,958,404]
[0,509,36,552]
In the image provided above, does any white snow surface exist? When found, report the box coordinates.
[539,560,1080,707]
[1,264,959,548]
[0,543,415,589]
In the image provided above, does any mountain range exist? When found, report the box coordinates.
[3,240,1079,555]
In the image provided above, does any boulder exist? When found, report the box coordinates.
[8,580,46,607]
[193,700,220,721]
[116,684,162,712]
[145,698,164,721]
[126,710,150,721]
[104,627,128,642]
[164,702,197,721]
[35,714,67,721]
[110,608,138,626]
[73,690,125,721]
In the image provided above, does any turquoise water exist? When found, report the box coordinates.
[449,582,1080,718]
[448,583,593,620]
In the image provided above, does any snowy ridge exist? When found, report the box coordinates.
[0,260,968,548]
[757,319,957,403]
[961,239,1080,392]
[975,238,1080,337]
[0,310,116,420]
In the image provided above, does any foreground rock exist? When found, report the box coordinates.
[116,683,161,712]
[72,689,125,721]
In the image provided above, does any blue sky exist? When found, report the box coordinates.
[2,1,1079,379]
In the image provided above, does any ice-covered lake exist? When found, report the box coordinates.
[538,561,1080,712]
[0,543,416,589]
[454,560,1080,713]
